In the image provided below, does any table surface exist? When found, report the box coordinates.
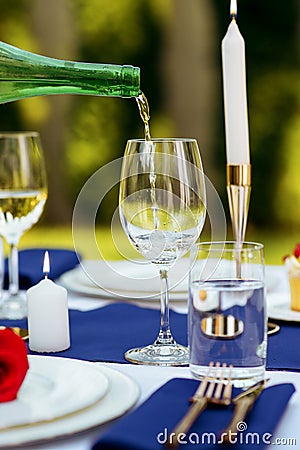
[7,264,300,450]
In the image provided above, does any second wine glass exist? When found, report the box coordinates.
[119,138,206,365]
[0,132,47,319]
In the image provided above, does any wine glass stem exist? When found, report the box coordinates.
[9,243,19,295]
[156,268,175,345]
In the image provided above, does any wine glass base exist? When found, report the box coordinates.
[124,342,189,366]
[0,292,27,319]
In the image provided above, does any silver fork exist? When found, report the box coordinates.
[166,362,233,448]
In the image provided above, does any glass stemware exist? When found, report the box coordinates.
[0,132,47,319]
[119,138,206,365]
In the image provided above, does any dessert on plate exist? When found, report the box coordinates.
[284,243,300,312]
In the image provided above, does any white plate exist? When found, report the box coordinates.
[0,356,109,430]
[267,292,300,322]
[0,356,139,448]
[265,265,282,292]
[59,258,190,301]
[60,259,281,301]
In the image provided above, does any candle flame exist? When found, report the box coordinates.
[230,0,237,18]
[43,251,50,276]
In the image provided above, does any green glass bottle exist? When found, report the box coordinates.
[0,40,140,103]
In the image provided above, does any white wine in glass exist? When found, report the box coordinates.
[0,132,47,319]
[119,138,206,365]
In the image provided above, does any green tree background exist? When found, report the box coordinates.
[0,0,299,235]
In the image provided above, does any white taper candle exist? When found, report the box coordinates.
[222,0,250,164]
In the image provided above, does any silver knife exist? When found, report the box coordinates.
[220,378,269,444]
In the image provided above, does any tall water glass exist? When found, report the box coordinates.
[0,132,47,319]
[189,242,267,386]
[119,138,206,365]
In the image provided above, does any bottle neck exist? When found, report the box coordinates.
[0,40,140,102]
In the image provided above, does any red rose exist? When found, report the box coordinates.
[0,328,29,402]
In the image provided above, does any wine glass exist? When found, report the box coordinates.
[119,138,206,365]
[0,132,47,319]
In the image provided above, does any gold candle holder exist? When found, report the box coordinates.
[226,164,251,245]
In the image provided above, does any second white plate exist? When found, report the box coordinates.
[60,260,283,301]
[267,292,300,322]
[0,356,109,430]
[0,356,139,448]
[59,258,190,300]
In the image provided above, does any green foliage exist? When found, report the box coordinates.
[64,0,166,221]
[0,0,299,229]
[250,70,300,226]
[75,0,147,57]
[0,0,169,224]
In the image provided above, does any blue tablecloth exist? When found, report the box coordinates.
[4,248,80,289]
[0,254,297,450]
[1,250,298,369]
[267,320,300,371]
[92,379,295,450]
[2,303,300,370]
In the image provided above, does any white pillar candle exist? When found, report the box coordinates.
[27,252,70,353]
[222,0,250,164]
